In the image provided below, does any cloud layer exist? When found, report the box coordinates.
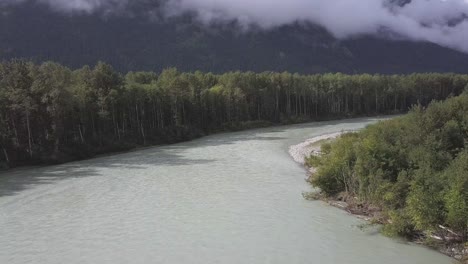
[2,0,468,53]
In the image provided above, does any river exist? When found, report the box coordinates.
[0,117,455,264]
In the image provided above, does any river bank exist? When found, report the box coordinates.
[1,117,455,264]
[1,114,394,171]
[290,132,468,263]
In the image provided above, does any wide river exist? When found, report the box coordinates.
[0,118,455,264]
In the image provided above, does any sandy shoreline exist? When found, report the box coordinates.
[288,131,349,165]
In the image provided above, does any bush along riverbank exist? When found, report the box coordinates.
[300,93,468,262]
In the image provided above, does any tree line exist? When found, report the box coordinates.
[1,59,467,168]
[308,93,468,251]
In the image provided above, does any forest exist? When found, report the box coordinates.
[308,93,468,251]
[1,59,468,168]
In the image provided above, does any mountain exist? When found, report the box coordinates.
[1,1,468,74]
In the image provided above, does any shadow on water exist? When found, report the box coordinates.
[0,117,386,198]
[0,131,289,198]
[0,164,100,197]
[0,147,216,198]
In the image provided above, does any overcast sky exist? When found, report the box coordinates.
[2,0,468,53]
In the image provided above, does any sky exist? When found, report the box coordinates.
[1,0,468,53]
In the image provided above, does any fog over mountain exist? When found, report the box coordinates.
[2,0,468,53]
[1,0,468,73]
[166,0,468,53]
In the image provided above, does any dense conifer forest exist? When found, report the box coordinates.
[1,60,467,168]
[308,93,468,253]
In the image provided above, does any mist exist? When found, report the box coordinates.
[1,0,468,53]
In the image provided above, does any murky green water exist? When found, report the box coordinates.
[0,118,455,264]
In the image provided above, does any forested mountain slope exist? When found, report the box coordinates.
[1,2,468,74]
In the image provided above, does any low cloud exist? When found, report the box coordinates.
[2,0,468,53]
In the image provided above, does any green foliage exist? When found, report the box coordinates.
[310,93,468,240]
[444,151,468,236]
[382,209,415,238]
[311,133,359,195]
[407,168,445,231]
[0,60,467,169]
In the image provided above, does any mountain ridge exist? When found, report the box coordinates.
[1,2,468,74]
